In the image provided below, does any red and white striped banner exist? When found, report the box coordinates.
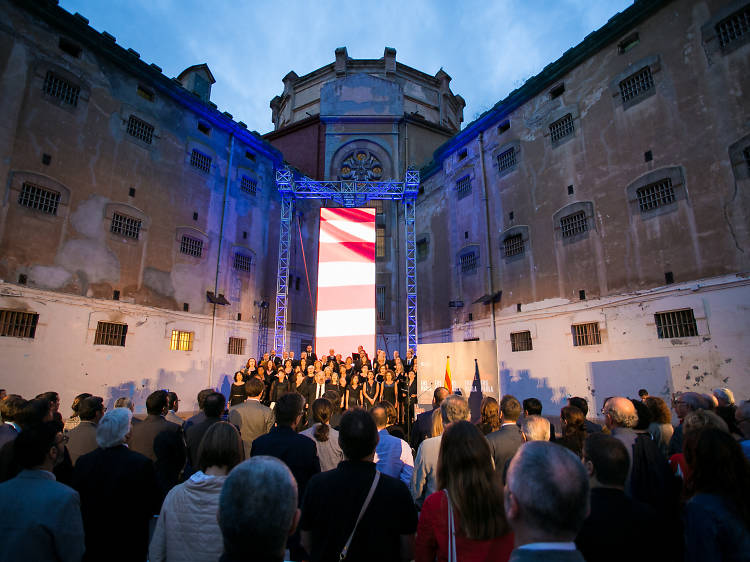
[315,207,375,358]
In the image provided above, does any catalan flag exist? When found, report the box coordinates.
[444,356,452,393]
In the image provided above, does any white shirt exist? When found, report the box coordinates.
[316,383,325,399]
[373,428,413,485]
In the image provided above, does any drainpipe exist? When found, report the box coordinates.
[478,132,498,342]
[209,133,235,388]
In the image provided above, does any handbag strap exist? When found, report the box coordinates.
[339,471,380,560]
[444,489,457,562]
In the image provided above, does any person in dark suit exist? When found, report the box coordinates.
[575,433,663,561]
[228,378,274,458]
[66,396,104,465]
[183,389,215,431]
[411,386,449,450]
[505,441,589,562]
[403,348,416,372]
[129,390,183,462]
[73,408,160,561]
[185,392,224,472]
[0,421,85,562]
[304,344,317,362]
[522,397,556,441]
[305,371,338,412]
[0,394,25,449]
[486,394,524,481]
[568,397,603,435]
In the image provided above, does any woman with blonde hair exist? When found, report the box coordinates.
[416,421,513,561]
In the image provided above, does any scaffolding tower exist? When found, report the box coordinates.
[273,167,419,355]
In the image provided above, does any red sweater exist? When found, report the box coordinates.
[415,491,514,562]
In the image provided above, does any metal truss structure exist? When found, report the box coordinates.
[273,167,420,354]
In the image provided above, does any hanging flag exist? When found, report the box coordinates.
[444,356,452,393]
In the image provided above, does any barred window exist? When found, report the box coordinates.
[233,252,253,272]
[549,114,574,143]
[228,337,246,355]
[126,115,154,144]
[456,176,472,199]
[376,225,385,258]
[716,6,750,50]
[636,178,675,212]
[241,176,257,195]
[43,71,80,106]
[560,210,588,238]
[497,147,517,171]
[510,331,533,352]
[0,310,39,338]
[94,322,127,346]
[572,323,601,346]
[180,235,203,257]
[376,286,386,322]
[18,182,61,215]
[655,309,698,339]
[619,66,654,103]
[503,234,524,257]
[111,212,142,239]
[190,149,212,173]
[170,330,194,351]
[460,251,477,273]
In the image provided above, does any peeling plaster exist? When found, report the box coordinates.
[29,265,72,289]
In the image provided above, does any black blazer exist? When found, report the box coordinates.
[73,445,160,561]
[486,424,524,480]
[410,408,434,450]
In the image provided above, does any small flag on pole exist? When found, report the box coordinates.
[444,355,452,393]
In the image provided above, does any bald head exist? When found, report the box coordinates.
[603,396,638,429]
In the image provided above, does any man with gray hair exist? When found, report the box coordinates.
[72,408,160,561]
[504,441,589,561]
[219,456,299,562]
[521,415,550,442]
[114,396,141,425]
[668,391,703,456]
[411,393,469,508]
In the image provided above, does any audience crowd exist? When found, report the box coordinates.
[0,345,749,562]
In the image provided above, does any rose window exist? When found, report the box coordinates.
[339,150,383,181]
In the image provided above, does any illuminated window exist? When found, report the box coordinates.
[126,115,154,144]
[549,114,574,143]
[190,149,212,173]
[655,309,698,339]
[228,337,246,355]
[503,234,524,257]
[636,178,675,212]
[170,330,194,351]
[510,331,533,352]
[233,252,253,272]
[619,66,654,104]
[241,176,257,195]
[716,6,750,51]
[180,235,203,257]
[560,210,588,238]
[376,225,385,258]
[94,322,127,346]
[0,310,39,338]
[43,71,80,106]
[18,182,60,215]
[111,212,142,239]
[456,176,472,199]
[572,323,601,346]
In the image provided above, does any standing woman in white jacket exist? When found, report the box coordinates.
[150,422,243,562]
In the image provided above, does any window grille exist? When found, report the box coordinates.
[126,115,154,144]
[636,178,675,212]
[241,176,257,195]
[510,331,533,352]
[170,330,194,351]
[233,252,252,272]
[110,212,142,239]
[619,66,654,103]
[549,114,574,143]
[655,309,698,339]
[460,252,477,273]
[43,71,80,106]
[456,176,472,199]
[560,210,588,238]
[497,147,517,171]
[376,286,386,321]
[0,310,39,338]
[572,323,601,346]
[228,337,246,355]
[18,182,61,215]
[503,234,524,257]
[716,6,750,50]
[190,149,212,173]
[180,235,203,257]
[94,322,127,346]
[376,225,385,258]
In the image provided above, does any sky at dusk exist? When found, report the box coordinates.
[58,0,634,134]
